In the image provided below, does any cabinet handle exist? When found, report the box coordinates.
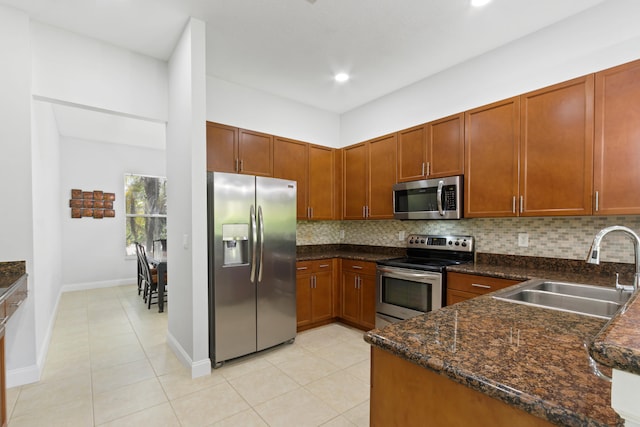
[312,276,316,289]
[318,264,329,268]
[240,159,244,172]
[512,196,516,214]
[366,206,370,218]
[362,206,366,218]
[235,158,239,173]
[426,162,431,176]
[310,207,314,218]
[354,276,358,289]
[471,283,491,289]
[421,162,425,176]
[595,191,599,212]
[297,266,308,271]
[519,196,523,214]
[351,265,363,270]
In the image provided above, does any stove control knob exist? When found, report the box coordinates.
[420,239,425,244]
[409,239,414,244]
[448,240,453,245]
[461,242,467,247]
[455,241,460,246]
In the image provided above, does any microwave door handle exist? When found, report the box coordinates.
[437,180,444,216]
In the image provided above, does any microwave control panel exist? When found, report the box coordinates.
[442,185,457,210]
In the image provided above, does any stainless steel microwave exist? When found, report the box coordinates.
[393,175,463,220]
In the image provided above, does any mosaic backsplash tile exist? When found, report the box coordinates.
[297,216,640,263]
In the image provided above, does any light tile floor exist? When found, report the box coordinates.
[7,285,371,427]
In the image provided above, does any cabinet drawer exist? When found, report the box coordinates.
[341,259,377,276]
[447,272,519,295]
[297,259,333,273]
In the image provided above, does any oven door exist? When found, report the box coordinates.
[376,265,442,323]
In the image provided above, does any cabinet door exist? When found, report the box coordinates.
[520,76,594,216]
[296,269,312,329]
[446,289,476,306]
[308,145,335,220]
[238,129,273,177]
[341,270,361,324]
[274,137,308,219]
[206,122,238,173]
[427,113,464,178]
[359,273,377,330]
[594,59,640,215]
[343,143,368,219]
[312,269,333,322]
[464,97,520,218]
[397,125,427,182]
[368,134,397,219]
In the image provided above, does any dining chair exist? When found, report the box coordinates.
[136,242,167,309]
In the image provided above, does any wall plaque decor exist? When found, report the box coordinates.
[70,189,116,219]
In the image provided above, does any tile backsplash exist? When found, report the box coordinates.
[297,216,640,263]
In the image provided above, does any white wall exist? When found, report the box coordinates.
[166,18,210,378]
[30,101,62,383]
[31,22,168,122]
[206,76,341,147]
[340,0,640,146]
[59,137,166,288]
[0,5,37,386]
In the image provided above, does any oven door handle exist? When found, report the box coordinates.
[377,267,440,280]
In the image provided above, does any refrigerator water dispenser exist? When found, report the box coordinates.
[222,223,249,266]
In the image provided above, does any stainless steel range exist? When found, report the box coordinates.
[375,234,474,328]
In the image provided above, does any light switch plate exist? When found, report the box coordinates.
[518,233,529,247]
[399,231,405,241]
[340,230,345,239]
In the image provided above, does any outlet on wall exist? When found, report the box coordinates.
[340,230,345,239]
[518,232,529,247]
[398,231,405,241]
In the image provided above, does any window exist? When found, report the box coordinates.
[125,174,167,256]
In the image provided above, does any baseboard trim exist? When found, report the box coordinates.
[62,279,134,292]
[166,330,211,379]
[7,363,40,389]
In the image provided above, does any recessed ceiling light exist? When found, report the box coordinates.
[471,0,491,7]
[334,73,350,83]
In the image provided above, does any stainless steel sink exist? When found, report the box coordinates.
[493,279,633,319]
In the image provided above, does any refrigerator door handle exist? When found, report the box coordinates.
[250,204,257,283]
[257,205,265,283]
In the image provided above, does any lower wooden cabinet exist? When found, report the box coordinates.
[340,260,376,330]
[447,272,519,305]
[370,347,554,427]
[296,260,334,331]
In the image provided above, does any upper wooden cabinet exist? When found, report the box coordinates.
[465,97,520,218]
[465,76,594,218]
[344,134,397,220]
[274,137,308,218]
[206,122,238,173]
[594,59,640,215]
[428,113,465,178]
[520,75,594,217]
[274,138,336,220]
[238,129,273,176]
[308,144,336,220]
[206,122,273,176]
[397,114,464,182]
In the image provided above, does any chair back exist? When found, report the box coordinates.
[135,243,154,287]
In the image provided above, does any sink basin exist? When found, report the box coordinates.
[493,279,633,319]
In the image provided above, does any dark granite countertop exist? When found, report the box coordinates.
[296,244,404,263]
[590,290,640,375]
[365,289,623,426]
[0,261,26,290]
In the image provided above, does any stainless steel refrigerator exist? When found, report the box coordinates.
[207,171,297,367]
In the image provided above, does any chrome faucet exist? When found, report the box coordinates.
[586,225,640,292]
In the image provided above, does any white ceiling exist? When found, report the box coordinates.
[2,0,608,114]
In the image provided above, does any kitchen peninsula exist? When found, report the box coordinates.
[365,259,632,427]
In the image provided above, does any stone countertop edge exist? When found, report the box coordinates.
[590,289,640,375]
